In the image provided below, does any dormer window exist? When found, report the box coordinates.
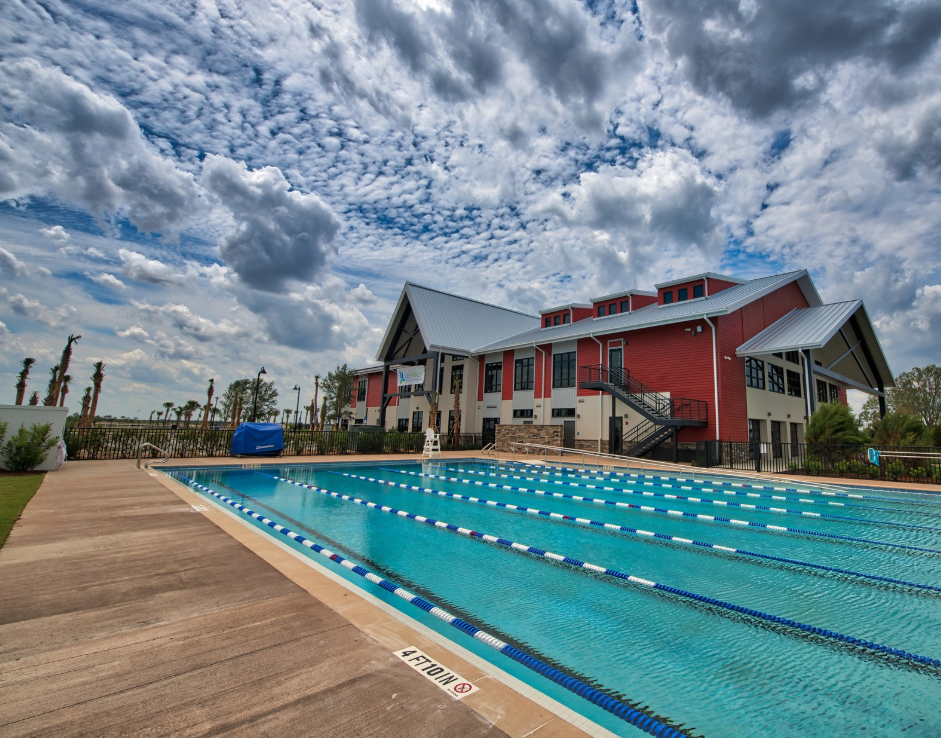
[663,291,674,304]
[620,300,629,313]
[562,313,570,324]
[678,288,688,301]
[693,284,704,298]
[609,303,617,315]
[544,317,551,328]
[597,305,606,317]
[553,315,560,326]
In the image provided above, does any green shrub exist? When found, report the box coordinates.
[787,462,799,472]
[805,404,867,445]
[2,423,59,472]
[884,461,905,479]
[805,460,822,475]
[868,464,881,478]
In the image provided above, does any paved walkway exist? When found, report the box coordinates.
[0,460,516,737]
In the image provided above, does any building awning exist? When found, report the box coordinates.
[736,301,894,395]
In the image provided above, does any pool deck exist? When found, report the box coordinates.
[0,455,595,738]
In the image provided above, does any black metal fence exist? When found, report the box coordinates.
[63,427,483,461]
[694,441,941,485]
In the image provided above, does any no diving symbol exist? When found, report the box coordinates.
[453,682,473,694]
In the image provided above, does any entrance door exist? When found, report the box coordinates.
[608,347,623,380]
[608,416,623,454]
[562,420,576,449]
[482,417,499,446]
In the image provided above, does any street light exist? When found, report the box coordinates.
[293,385,301,432]
[251,367,267,422]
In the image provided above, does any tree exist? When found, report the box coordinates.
[58,375,72,408]
[200,378,215,430]
[857,396,882,434]
[79,387,92,424]
[173,406,184,425]
[805,403,867,445]
[872,412,928,447]
[14,358,36,405]
[43,364,61,408]
[309,375,320,430]
[162,401,174,427]
[320,365,356,429]
[27,391,39,406]
[149,410,155,424]
[87,361,106,428]
[181,400,202,427]
[427,391,440,432]
[892,365,941,426]
[219,378,279,426]
[45,334,81,406]
[450,376,462,445]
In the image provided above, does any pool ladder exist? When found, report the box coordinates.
[137,442,169,470]
[482,443,497,458]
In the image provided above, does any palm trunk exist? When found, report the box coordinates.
[79,387,92,426]
[47,334,81,406]
[15,358,36,405]
[88,361,105,429]
[201,379,215,430]
[43,365,60,407]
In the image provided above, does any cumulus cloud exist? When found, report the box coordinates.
[202,155,341,292]
[118,249,185,286]
[131,300,247,342]
[0,319,8,336]
[0,60,200,232]
[87,272,127,290]
[0,246,29,277]
[0,286,76,328]
[40,225,70,242]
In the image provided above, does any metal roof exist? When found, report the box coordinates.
[375,282,537,360]
[654,272,746,289]
[735,301,862,354]
[473,270,819,353]
[589,288,657,303]
[539,303,592,314]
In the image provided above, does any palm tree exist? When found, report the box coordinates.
[162,401,174,427]
[284,409,292,427]
[43,364,61,408]
[148,410,155,424]
[450,376,462,447]
[310,375,320,430]
[200,378,215,430]
[28,391,40,406]
[79,386,92,426]
[88,361,105,428]
[173,406,184,426]
[182,400,201,427]
[15,357,36,405]
[427,390,440,432]
[45,334,81,406]
[58,375,73,407]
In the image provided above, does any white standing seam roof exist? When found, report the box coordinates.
[735,301,862,354]
[375,282,537,360]
[472,270,819,353]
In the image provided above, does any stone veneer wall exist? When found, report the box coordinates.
[494,424,563,452]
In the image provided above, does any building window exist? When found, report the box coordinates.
[663,291,674,304]
[553,315,560,326]
[438,365,444,394]
[770,421,783,458]
[450,365,464,393]
[609,303,617,315]
[356,379,366,402]
[620,300,630,313]
[745,358,765,389]
[693,284,704,299]
[786,370,802,397]
[790,423,801,455]
[551,408,575,417]
[597,305,606,318]
[768,364,785,394]
[544,317,551,328]
[772,352,783,358]
[830,383,840,403]
[748,419,762,458]
[785,351,800,364]
[484,362,502,393]
[514,357,535,390]
[448,410,455,434]
[552,351,577,388]
[397,418,409,432]
[562,313,570,324]
[412,410,423,431]
[817,379,828,404]
[512,409,534,419]
[678,287,688,302]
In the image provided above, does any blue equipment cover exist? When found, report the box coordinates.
[231,423,284,456]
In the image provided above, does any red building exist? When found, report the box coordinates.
[353,270,892,457]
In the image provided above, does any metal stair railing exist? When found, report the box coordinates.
[578,364,707,423]
[622,419,673,456]
[137,442,169,470]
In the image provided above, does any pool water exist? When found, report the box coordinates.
[168,460,941,737]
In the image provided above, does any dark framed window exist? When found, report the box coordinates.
[609,303,617,315]
[450,365,464,393]
[397,418,409,432]
[356,379,366,402]
[553,315,560,326]
[785,351,800,364]
[790,423,800,455]
[768,364,785,394]
[512,409,534,419]
[448,410,455,434]
[678,288,688,301]
[786,370,802,397]
[693,284,704,299]
[412,410,423,431]
[597,305,606,318]
[544,317,551,328]
[438,365,444,393]
[748,419,762,458]
[562,313,570,324]
[830,383,840,403]
[514,357,535,390]
[663,291,674,304]
[817,379,828,403]
[552,351,577,388]
[772,352,783,358]
[620,300,630,313]
[745,358,765,389]
[551,408,575,418]
[484,362,502,393]
[770,421,783,458]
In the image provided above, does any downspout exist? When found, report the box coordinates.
[703,316,720,440]
[591,334,603,453]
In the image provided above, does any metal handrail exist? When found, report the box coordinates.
[137,442,169,469]
[482,443,496,458]
[578,364,708,422]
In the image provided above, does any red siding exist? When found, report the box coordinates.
[385,372,398,406]
[477,356,485,402]
[502,350,514,400]
[544,344,553,399]
[366,371,383,407]
[576,337,601,397]
[572,307,593,322]
[708,278,739,294]
[631,294,658,310]
[839,387,848,406]
[658,279,705,305]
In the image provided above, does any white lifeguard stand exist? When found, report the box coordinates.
[423,427,441,458]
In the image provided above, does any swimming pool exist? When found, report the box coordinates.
[168,459,941,737]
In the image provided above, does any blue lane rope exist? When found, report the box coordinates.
[449,463,941,518]
[329,470,941,596]
[423,466,941,534]
[500,460,941,506]
[255,472,941,669]
[379,468,941,555]
[174,474,687,738]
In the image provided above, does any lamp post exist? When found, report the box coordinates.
[251,367,267,422]
[293,385,301,432]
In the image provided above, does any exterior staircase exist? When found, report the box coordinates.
[578,364,708,457]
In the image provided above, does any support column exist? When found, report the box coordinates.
[379,365,390,429]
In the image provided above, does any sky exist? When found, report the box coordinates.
[1,0,940,418]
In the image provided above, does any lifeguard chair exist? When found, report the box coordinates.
[423,427,441,458]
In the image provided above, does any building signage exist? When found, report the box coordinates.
[392,647,480,699]
[396,366,425,387]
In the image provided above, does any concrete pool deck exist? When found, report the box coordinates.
[0,455,597,738]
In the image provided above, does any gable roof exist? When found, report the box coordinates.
[375,282,537,361]
[736,301,862,354]
[473,270,821,353]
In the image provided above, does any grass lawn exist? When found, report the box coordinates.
[0,473,44,550]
